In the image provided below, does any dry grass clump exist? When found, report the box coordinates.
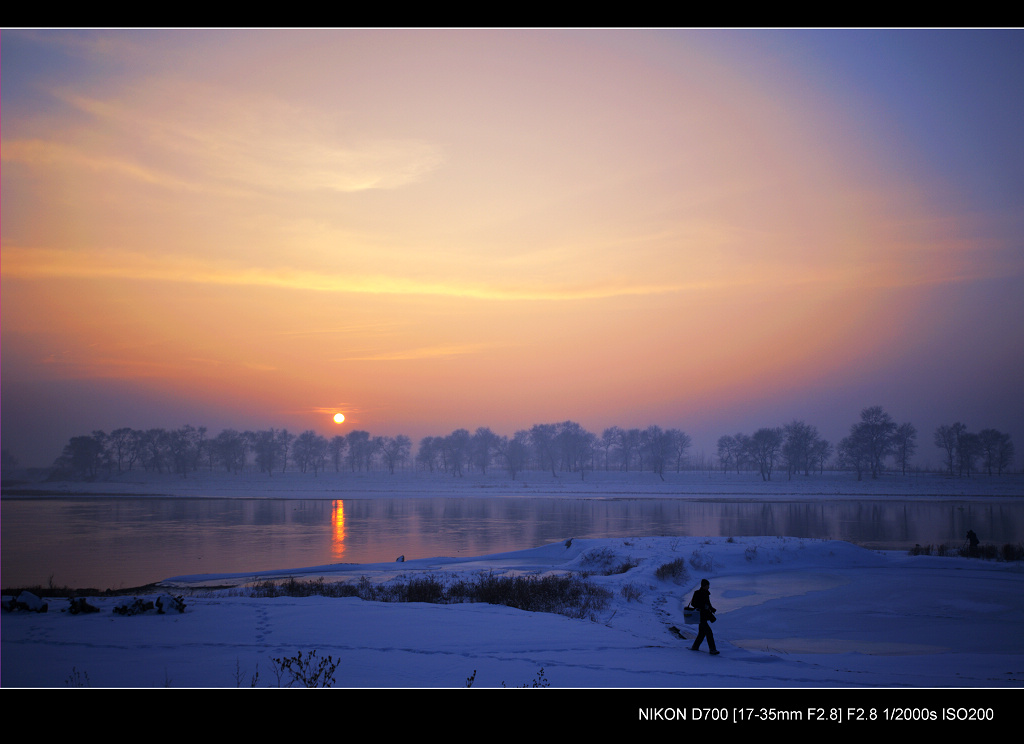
[654,557,688,583]
[908,542,1023,561]
[245,571,612,620]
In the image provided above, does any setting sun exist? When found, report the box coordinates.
[333,413,346,424]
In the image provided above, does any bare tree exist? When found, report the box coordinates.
[835,408,906,479]
[716,435,737,473]
[978,429,1014,475]
[310,434,329,474]
[934,424,958,476]
[840,406,896,479]
[811,437,833,474]
[936,421,980,477]
[162,425,207,476]
[253,429,280,476]
[956,427,981,477]
[140,428,170,473]
[345,430,372,471]
[782,420,823,478]
[416,436,442,473]
[275,429,294,473]
[329,435,347,473]
[838,430,870,480]
[107,428,140,473]
[496,430,530,480]
[378,434,412,474]
[54,433,107,479]
[530,423,560,477]
[669,429,692,473]
[470,427,500,474]
[892,422,917,475]
[864,407,897,478]
[293,430,328,473]
[747,427,783,481]
[641,425,675,481]
[717,434,748,474]
[617,428,642,472]
[212,429,248,473]
[600,427,620,471]
[443,429,471,476]
[557,421,594,475]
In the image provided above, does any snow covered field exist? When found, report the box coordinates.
[3,534,1023,693]
[3,470,1023,706]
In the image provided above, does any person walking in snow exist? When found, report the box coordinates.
[689,578,719,655]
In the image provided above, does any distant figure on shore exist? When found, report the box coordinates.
[966,530,979,556]
[688,578,719,655]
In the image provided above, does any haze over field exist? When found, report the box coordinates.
[3,29,1023,467]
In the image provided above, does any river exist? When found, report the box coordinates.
[3,495,1021,589]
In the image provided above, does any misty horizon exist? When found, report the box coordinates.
[16,405,1014,482]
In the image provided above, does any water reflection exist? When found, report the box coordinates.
[2,496,1021,589]
[332,500,346,559]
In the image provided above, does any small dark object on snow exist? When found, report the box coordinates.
[396,555,405,562]
[68,597,100,614]
[155,594,186,614]
[113,598,155,616]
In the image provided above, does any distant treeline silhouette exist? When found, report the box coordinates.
[46,406,1013,481]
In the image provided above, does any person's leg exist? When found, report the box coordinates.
[691,621,707,650]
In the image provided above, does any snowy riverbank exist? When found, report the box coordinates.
[3,535,1022,691]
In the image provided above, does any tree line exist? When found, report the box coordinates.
[719,406,1014,481]
[48,407,1014,481]
[51,425,412,479]
[416,422,691,481]
[49,421,690,482]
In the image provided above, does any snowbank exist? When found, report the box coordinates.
[3,535,1022,692]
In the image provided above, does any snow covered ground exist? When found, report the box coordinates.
[4,469,1023,711]
[3,535,1023,693]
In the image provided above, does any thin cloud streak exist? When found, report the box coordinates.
[3,239,1009,301]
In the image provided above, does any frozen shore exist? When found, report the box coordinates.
[4,470,1022,693]
[3,534,1023,689]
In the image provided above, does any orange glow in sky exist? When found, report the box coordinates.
[3,29,1022,465]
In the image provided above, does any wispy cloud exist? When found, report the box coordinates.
[2,139,219,194]
[6,86,444,197]
[0,246,692,300]
[3,240,1011,304]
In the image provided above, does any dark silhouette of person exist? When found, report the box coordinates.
[689,578,719,655]
[967,529,979,556]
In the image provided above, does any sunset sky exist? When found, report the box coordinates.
[3,29,1022,468]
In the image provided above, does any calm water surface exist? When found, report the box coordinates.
[3,496,1021,589]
